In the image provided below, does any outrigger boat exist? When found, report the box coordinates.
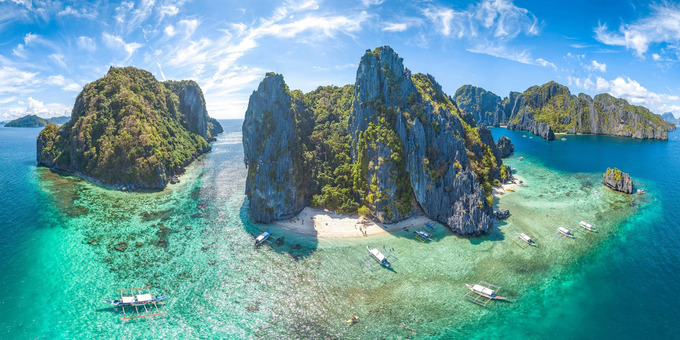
[578,221,597,232]
[104,286,168,320]
[463,281,507,306]
[367,246,393,269]
[254,230,272,247]
[517,232,537,247]
[556,227,575,238]
[415,230,433,242]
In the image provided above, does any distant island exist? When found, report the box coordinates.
[243,46,511,235]
[4,114,71,127]
[37,66,222,190]
[662,112,680,125]
[454,82,675,140]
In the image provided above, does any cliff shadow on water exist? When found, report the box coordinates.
[239,199,318,259]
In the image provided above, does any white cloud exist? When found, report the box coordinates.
[49,54,67,68]
[77,36,96,51]
[382,22,408,32]
[361,0,385,7]
[57,5,96,19]
[1,97,71,120]
[102,33,143,63]
[590,59,606,72]
[0,65,39,95]
[567,76,595,91]
[467,43,556,69]
[652,53,661,61]
[164,25,176,36]
[423,0,549,68]
[114,0,155,34]
[596,76,679,113]
[594,5,680,57]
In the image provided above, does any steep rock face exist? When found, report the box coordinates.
[507,109,555,140]
[662,112,679,126]
[349,47,417,222]
[496,136,514,158]
[455,81,674,140]
[603,167,633,194]
[243,47,505,235]
[164,80,213,140]
[243,73,304,223]
[454,85,503,127]
[36,67,219,190]
[351,47,502,234]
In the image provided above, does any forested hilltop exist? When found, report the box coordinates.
[37,67,222,190]
[455,81,674,140]
[5,114,70,127]
[243,47,510,235]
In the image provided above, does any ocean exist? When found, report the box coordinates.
[0,120,678,339]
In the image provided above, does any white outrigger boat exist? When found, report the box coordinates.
[254,230,272,247]
[414,230,433,242]
[578,221,597,232]
[463,281,507,306]
[517,232,537,247]
[104,286,168,320]
[556,226,575,238]
[367,246,393,269]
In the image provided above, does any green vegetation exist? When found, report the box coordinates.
[37,66,217,188]
[5,115,50,127]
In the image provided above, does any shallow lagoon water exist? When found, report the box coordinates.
[0,122,678,338]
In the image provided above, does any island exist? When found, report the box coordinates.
[36,66,222,190]
[662,112,680,126]
[455,82,675,140]
[603,167,633,194]
[4,115,71,127]
[243,46,512,235]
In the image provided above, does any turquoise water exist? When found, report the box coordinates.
[0,122,678,338]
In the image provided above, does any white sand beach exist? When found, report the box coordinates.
[271,207,435,239]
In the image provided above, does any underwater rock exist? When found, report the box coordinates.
[114,242,128,252]
[496,209,510,219]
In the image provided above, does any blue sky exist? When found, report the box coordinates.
[1,0,680,120]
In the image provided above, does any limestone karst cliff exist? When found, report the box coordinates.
[37,67,222,190]
[454,82,674,140]
[243,47,509,235]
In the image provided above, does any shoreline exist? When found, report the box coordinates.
[269,173,527,239]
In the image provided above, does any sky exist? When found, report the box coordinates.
[1,0,680,120]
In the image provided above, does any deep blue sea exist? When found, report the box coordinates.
[0,122,678,338]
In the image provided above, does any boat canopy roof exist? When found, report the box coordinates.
[519,233,531,241]
[121,296,135,303]
[369,248,385,261]
[136,294,152,302]
[472,284,495,296]
[558,227,570,233]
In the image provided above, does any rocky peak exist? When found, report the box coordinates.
[243,73,304,223]
[164,80,209,139]
[603,167,633,194]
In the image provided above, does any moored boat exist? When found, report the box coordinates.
[465,283,506,300]
[415,230,432,241]
[578,221,597,232]
[556,226,574,238]
[517,232,537,247]
[255,230,272,247]
[367,246,393,269]
[104,294,169,307]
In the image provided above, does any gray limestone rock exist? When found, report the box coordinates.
[603,167,633,194]
[496,136,514,158]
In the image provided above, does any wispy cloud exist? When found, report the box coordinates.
[102,33,143,63]
[422,0,552,69]
[49,53,67,68]
[595,4,680,57]
[76,36,96,51]
[590,59,606,72]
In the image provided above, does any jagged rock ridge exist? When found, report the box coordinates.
[454,82,675,140]
[36,66,222,190]
[243,47,510,235]
[603,167,633,194]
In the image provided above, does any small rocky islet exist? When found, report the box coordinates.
[36,66,222,190]
[603,167,634,194]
